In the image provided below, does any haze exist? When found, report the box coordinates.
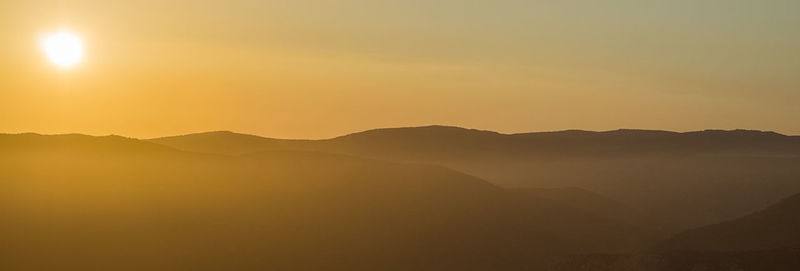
[4,2,800,269]
[2,0,799,138]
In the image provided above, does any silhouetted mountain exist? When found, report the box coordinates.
[657,193,800,252]
[548,193,800,271]
[548,249,800,271]
[149,126,800,229]
[328,126,800,160]
[0,133,658,271]
[150,130,312,155]
[1,133,175,154]
[155,126,800,157]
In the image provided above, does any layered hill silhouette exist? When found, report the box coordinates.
[5,127,799,270]
[657,192,800,252]
[550,192,800,271]
[0,133,659,271]
[150,126,800,229]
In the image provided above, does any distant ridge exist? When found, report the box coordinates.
[149,125,800,159]
[149,126,793,142]
[147,125,800,230]
[334,125,502,139]
[0,132,176,154]
[149,130,313,156]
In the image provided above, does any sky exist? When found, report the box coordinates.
[1,0,799,139]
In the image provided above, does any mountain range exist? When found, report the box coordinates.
[151,126,800,230]
[0,132,656,270]
[3,126,800,270]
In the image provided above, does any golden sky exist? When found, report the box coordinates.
[1,0,799,138]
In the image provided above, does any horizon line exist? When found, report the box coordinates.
[2,125,796,140]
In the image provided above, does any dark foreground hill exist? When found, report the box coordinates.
[657,193,800,252]
[150,126,800,230]
[549,192,800,271]
[548,249,800,271]
[0,133,657,271]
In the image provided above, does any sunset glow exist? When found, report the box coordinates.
[40,31,83,68]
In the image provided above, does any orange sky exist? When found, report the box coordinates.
[2,0,799,138]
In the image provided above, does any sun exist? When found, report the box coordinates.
[40,32,84,68]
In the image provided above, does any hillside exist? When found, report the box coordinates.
[150,126,800,159]
[0,133,657,271]
[149,130,312,155]
[657,193,800,252]
[512,188,662,231]
[548,192,800,271]
[148,126,800,229]
[548,249,800,271]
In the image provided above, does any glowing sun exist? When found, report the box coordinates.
[41,32,84,68]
